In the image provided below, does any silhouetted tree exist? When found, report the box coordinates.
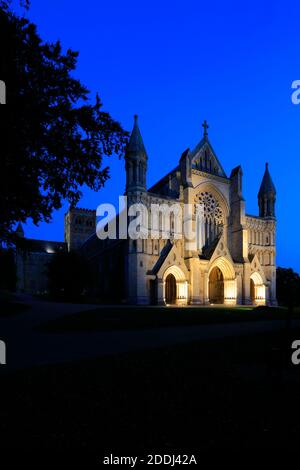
[276,267,300,308]
[0,1,29,8]
[0,248,17,291]
[0,4,128,243]
[47,251,92,299]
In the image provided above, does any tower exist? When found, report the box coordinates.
[229,165,248,262]
[15,222,24,238]
[258,163,276,218]
[124,115,149,304]
[125,115,148,193]
[64,207,96,251]
[258,163,277,305]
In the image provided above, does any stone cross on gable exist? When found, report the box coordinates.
[202,120,209,137]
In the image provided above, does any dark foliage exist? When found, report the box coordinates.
[0,248,17,290]
[47,251,93,299]
[0,1,30,8]
[0,5,128,243]
[276,267,300,307]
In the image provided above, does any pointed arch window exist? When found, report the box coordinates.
[195,191,224,251]
[139,161,143,184]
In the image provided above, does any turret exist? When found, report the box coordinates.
[230,165,244,203]
[125,115,148,193]
[64,207,96,251]
[180,148,193,188]
[229,165,247,262]
[258,163,276,218]
[15,222,24,238]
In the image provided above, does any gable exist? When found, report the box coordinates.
[207,233,235,266]
[190,138,227,178]
[149,240,189,280]
[148,167,181,199]
[249,254,267,284]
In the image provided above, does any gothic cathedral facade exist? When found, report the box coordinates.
[16,115,277,306]
[80,116,277,306]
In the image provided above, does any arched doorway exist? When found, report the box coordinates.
[209,266,224,304]
[162,265,188,305]
[165,273,177,304]
[208,256,237,305]
[250,272,266,305]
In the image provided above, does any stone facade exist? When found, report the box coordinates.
[64,207,96,251]
[79,116,277,306]
[15,223,67,294]
[16,116,277,306]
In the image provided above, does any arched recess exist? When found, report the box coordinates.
[193,183,230,220]
[165,274,176,304]
[193,183,230,250]
[163,265,188,305]
[209,267,224,304]
[250,271,266,306]
[208,256,237,305]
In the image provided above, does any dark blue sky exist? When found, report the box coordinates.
[14,0,300,271]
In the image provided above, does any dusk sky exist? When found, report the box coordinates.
[14,0,300,271]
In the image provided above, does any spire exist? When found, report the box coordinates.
[258,163,276,197]
[125,114,147,160]
[258,163,276,218]
[15,222,24,238]
[125,115,148,193]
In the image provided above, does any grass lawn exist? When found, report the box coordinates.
[36,305,295,333]
[1,326,300,450]
[0,301,30,317]
[0,291,31,317]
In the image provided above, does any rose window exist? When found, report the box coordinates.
[195,192,224,250]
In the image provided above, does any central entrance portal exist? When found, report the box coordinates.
[209,266,224,304]
[165,273,177,304]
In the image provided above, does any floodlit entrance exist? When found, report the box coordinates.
[163,265,188,305]
[208,256,237,305]
[165,273,177,304]
[250,272,266,306]
[209,266,224,304]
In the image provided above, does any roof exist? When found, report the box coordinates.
[189,136,227,178]
[200,234,222,260]
[258,163,276,197]
[230,165,242,178]
[148,127,229,196]
[148,240,173,275]
[15,222,24,237]
[125,115,147,159]
[17,238,67,254]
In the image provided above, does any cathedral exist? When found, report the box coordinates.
[16,116,277,306]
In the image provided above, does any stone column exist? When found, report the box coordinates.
[203,271,210,304]
[157,278,165,305]
[243,262,252,305]
[189,257,201,304]
[236,272,243,304]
